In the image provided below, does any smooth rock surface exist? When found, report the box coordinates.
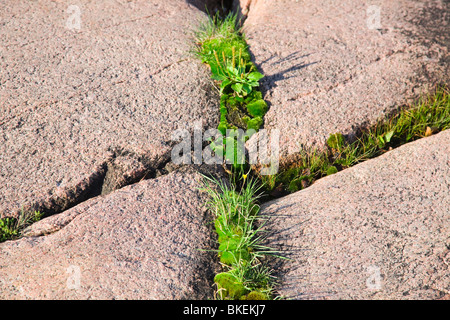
[0,0,217,217]
[236,0,450,163]
[0,169,218,299]
[261,130,450,299]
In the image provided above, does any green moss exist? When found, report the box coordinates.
[247,99,267,117]
[226,106,249,129]
[240,291,269,300]
[327,133,345,150]
[326,165,338,175]
[217,121,227,136]
[245,90,263,103]
[214,272,248,300]
[246,116,263,131]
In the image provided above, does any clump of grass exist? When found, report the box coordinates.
[0,210,43,243]
[202,173,280,300]
[194,13,250,71]
[261,85,450,195]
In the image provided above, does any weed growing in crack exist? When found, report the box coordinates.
[211,48,264,97]
[0,210,43,243]
[194,11,282,300]
[194,12,268,170]
[260,85,450,196]
[202,172,282,300]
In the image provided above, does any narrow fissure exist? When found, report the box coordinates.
[193,9,282,300]
[0,148,178,241]
[259,85,450,200]
[100,147,173,196]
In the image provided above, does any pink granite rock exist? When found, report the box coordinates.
[0,0,218,218]
[0,169,219,299]
[261,130,450,299]
[235,0,449,163]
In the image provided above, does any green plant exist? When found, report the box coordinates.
[211,48,264,97]
[327,133,345,150]
[214,272,247,299]
[0,218,18,242]
[260,85,450,195]
[194,14,279,299]
[194,13,250,71]
[246,99,268,118]
[326,165,338,176]
[194,12,268,170]
[0,210,43,243]
[202,173,281,300]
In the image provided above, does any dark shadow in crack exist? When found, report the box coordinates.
[185,0,233,16]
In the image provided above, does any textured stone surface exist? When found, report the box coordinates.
[261,130,450,299]
[188,0,228,13]
[0,0,217,217]
[0,169,218,299]
[236,0,450,163]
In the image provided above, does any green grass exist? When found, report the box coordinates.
[202,173,281,300]
[0,210,43,243]
[194,13,251,72]
[260,85,450,195]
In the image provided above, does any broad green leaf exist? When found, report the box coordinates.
[226,65,239,77]
[231,83,243,93]
[247,72,264,82]
[212,73,227,81]
[242,83,252,95]
[221,79,232,89]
